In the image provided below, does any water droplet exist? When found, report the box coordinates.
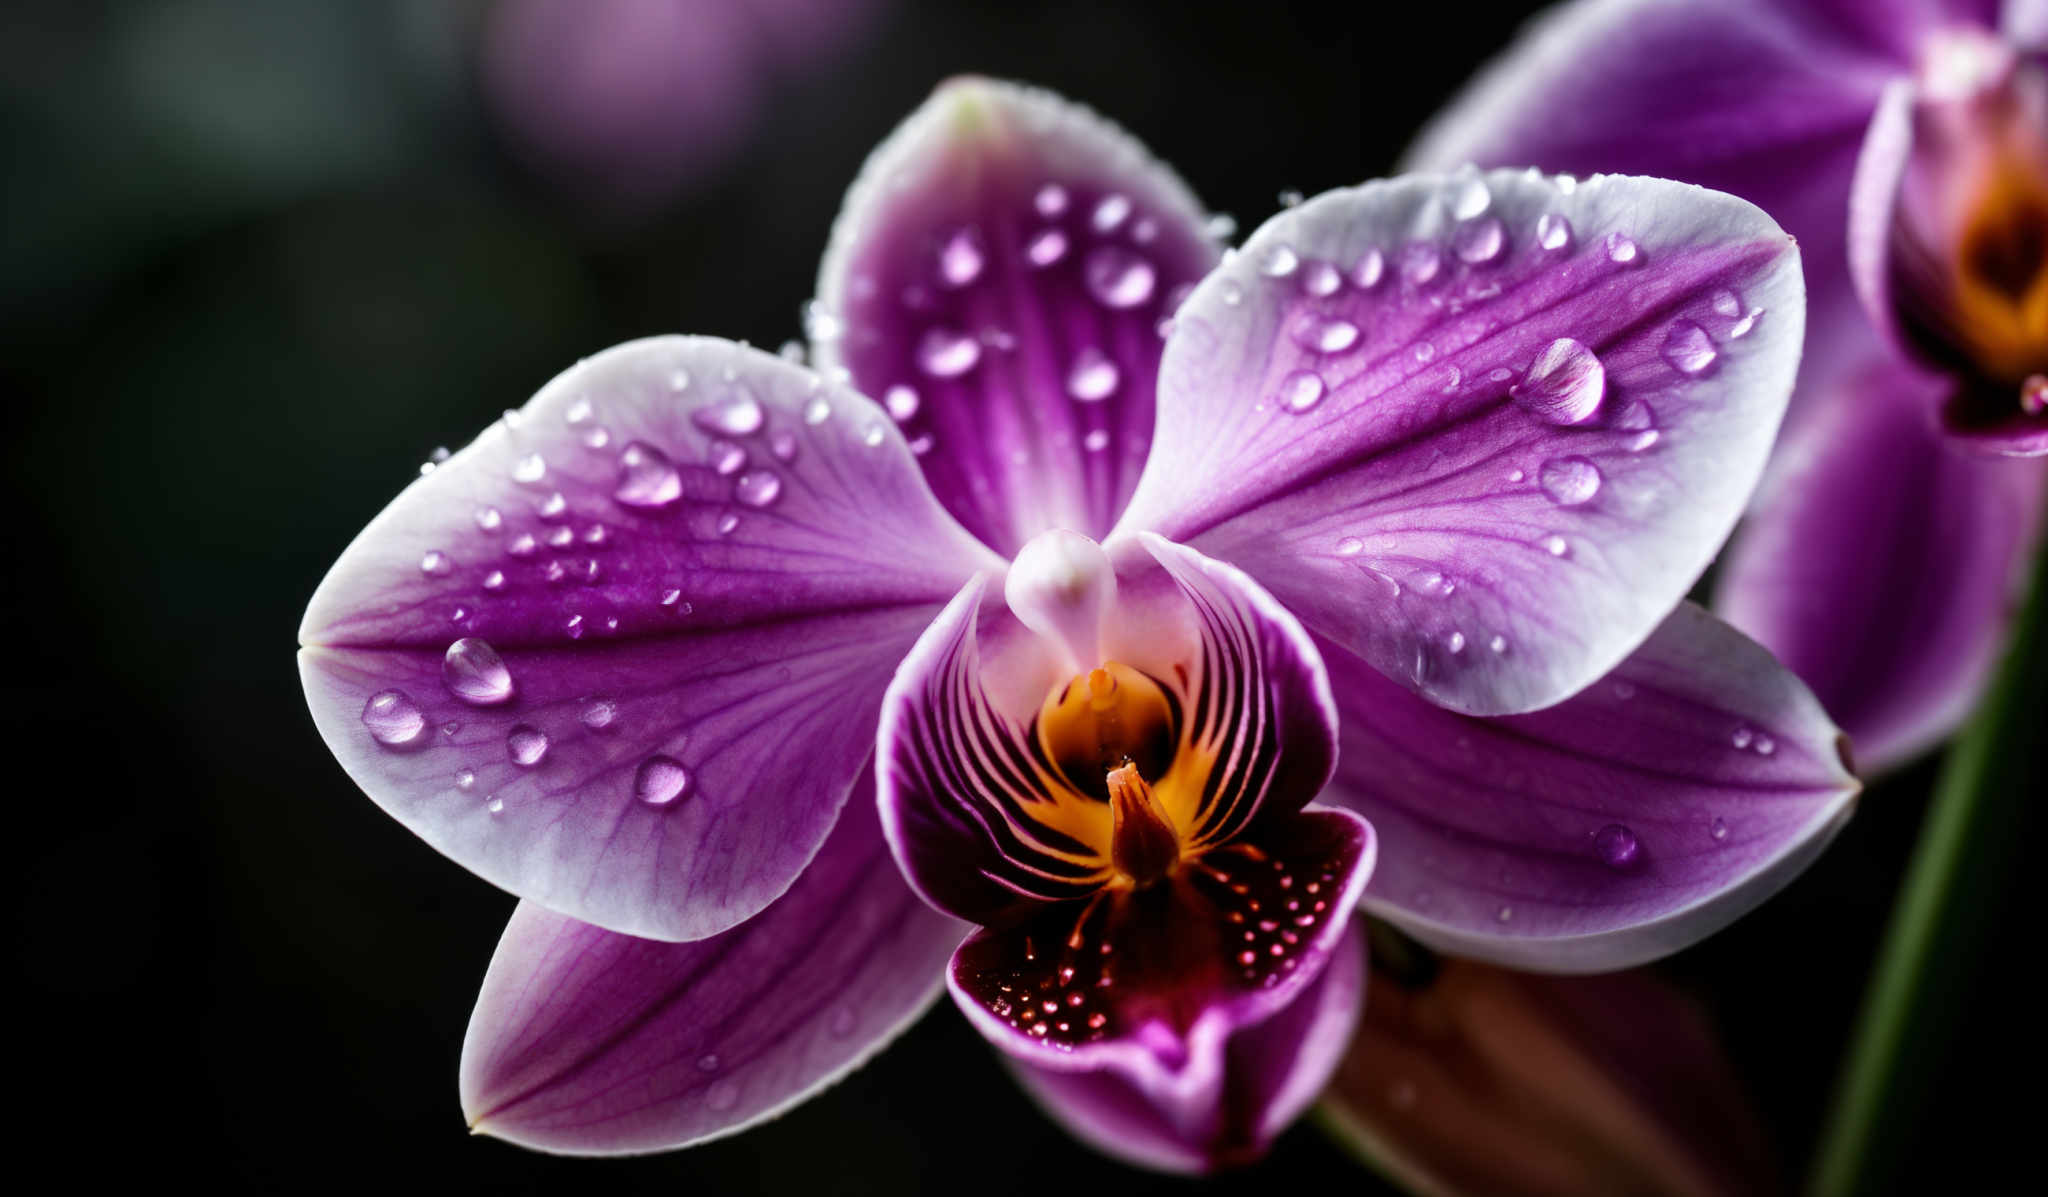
[1035,183,1069,218]
[614,441,682,509]
[455,768,476,791]
[936,226,985,288]
[1277,370,1327,413]
[1445,630,1467,653]
[1537,212,1572,251]
[1219,279,1244,305]
[482,569,505,591]
[1335,536,1364,557]
[1730,309,1763,338]
[635,755,692,807]
[1594,824,1641,870]
[486,796,505,815]
[1300,318,1360,354]
[1413,342,1437,364]
[1755,735,1776,755]
[1300,259,1341,297]
[564,398,593,426]
[1352,248,1386,288]
[1604,232,1640,264]
[884,384,920,422]
[539,491,568,520]
[1732,726,1753,749]
[916,327,982,377]
[547,525,573,548]
[1277,187,1305,209]
[734,470,782,507]
[508,533,537,558]
[1710,817,1730,842]
[1084,246,1157,308]
[1026,227,1069,267]
[420,550,451,576]
[512,453,546,484]
[716,511,740,535]
[474,506,503,532]
[1496,905,1514,923]
[1539,457,1602,506]
[696,1052,720,1072]
[1542,533,1569,557]
[1661,320,1718,374]
[1259,243,1300,278]
[443,638,514,705]
[1453,217,1505,263]
[768,430,797,462]
[802,396,831,425]
[580,698,617,731]
[1204,212,1238,240]
[692,392,765,437]
[1401,243,1442,285]
[1450,175,1492,219]
[1488,634,1509,654]
[506,725,549,767]
[1065,348,1120,401]
[861,423,886,448]
[361,690,425,746]
[699,439,745,478]
[1711,289,1742,318]
[1512,338,1605,424]
[667,367,692,391]
[1091,193,1131,233]
[800,301,842,343]
[705,1079,739,1111]
[1083,428,1111,452]
[829,1006,858,1036]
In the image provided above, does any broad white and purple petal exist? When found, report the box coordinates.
[1716,354,2047,772]
[460,790,964,1154]
[1115,169,1805,716]
[299,337,999,941]
[1006,926,1366,1174]
[812,77,1221,556]
[1320,603,1858,973]
[876,537,1338,926]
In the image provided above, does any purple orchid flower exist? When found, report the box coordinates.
[298,79,1858,1170]
[1408,0,2048,773]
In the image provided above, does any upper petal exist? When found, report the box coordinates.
[1321,603,1858,973]
[1007,924,1366,1174]
[812,77,1221,557]
[1115,169,1805,715]
[459,790,964,1155]
[877,538,1338,926]
[1716,352,2048,772]
[299,336,999,941]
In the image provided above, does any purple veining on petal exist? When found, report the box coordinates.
[1115,169,1805,717]
[813,77,1221,557]
[1318,602,1858,973]
[461,791,965,1155]
[299,336,1000,941]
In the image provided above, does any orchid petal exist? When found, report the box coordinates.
[948,808,1372,1120]
[1007,926,1365,1174]
[1320,603,1858,973]
[299,336,999,941]
[1717,355,2047,773]
[1402,0,1928,404]
[1323,958,1776,1197]
[877,539,1338,926]
[813,77,1221,556]
[460,790,963,1154]
[1116,170,1805,716]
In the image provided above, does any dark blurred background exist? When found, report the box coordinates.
[2,0,2026,1192]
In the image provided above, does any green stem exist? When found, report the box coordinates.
[1807,540,2048,1197]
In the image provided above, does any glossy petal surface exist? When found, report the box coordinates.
[1010,926,1366,1174]
[1321,603,1858,973]
[1323,959,1776,1197]
[814,77,1220,556]
[1116,170,1804,715]
[878,538,1338,925]
[1717,355,2047,772]
[460,793,964,1154]
[300,337,998,940]
[949,808,1371,1099]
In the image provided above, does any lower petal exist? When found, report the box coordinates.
[1322,604,1859,973]
[459,790,964,1155]
[1008,927,1365,1173]
[1716,355,2047,772]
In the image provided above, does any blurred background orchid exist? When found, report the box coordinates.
[6,1,2041,1194]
